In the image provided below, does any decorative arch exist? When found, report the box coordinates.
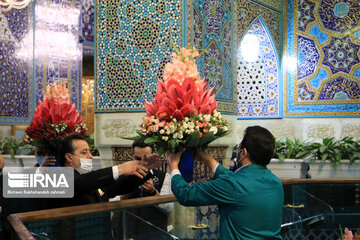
[237,16,281,118]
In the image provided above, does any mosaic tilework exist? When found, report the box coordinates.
[255,0,282,11]
[237,18,280,118]
[0,6,34,125]
[0,0,82,125]
[81,0,95,56]
[284,0,360,116]
[81,0,95,44]
[237,0,281,55]
[34,0,82,110]
[95,0,181,112]
[298,35,320,79]
[193,0,236,113]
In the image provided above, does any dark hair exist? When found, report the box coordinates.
[132,140,154,153]
[240,126,275,166]
[58,134,86,166]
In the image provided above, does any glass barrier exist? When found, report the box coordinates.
[5,180,360,240]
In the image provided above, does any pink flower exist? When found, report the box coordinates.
[344,228,354,240]
[163,47,201,88]
[44,81,71,104]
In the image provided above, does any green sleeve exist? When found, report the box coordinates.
[171,170,239,206]
[213,164,231,178]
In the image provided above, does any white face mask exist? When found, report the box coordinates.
[70,154,93,174]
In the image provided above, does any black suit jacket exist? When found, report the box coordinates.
[48,167,147,208]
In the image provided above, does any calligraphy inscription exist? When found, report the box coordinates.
[102,119,138,138]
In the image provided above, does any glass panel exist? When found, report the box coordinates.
[12,182,360,240]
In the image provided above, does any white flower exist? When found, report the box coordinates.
[178,133,184,139]
[209,126,218,134]
[213,110,219,118]
[185,129,195,134]
[183,122,189,129]
[173,133,178,139]
[170,125,176,133]
[160,129,165,134]
[188,122,195,129]
[162,136,169,141]
[184,117,189,122]
[223,126,228,131]
[204,114,211,122]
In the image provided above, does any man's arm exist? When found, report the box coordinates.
[104,174,149,199]
[171,168,239,206]
[168,151,238,206]
[75,161,148,193]
[75,167,115,192]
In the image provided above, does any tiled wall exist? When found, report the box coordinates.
[95,0,237,114]
[0,0,82,125]
[284,0,360,116]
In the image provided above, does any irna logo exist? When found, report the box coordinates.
[8,172,69,188]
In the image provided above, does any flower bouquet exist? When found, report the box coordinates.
[24,81,88,165]
[128,45,229,181]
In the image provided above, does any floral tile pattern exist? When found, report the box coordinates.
[193,0,235,113]
[237,0,281,55]
[297,35,320,80]
[285,0,360,116]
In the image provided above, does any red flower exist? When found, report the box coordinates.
[144,78,218,121]
[25,99,87,143]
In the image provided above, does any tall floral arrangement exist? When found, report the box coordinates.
[129,45,229,154]
[24,81,88,149]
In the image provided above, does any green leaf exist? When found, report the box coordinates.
[144,136,160,144]
[185,131,200,149]
[199,132,217,146]
[277,153,285,161]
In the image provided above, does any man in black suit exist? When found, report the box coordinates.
[49,134,160,240]
[49,134,155,208]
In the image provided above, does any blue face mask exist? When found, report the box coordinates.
[229,158,237,171]
[37,156,45,165]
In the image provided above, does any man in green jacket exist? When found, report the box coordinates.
[167,126,284,240]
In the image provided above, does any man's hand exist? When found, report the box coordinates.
[141,179,157,195]
[117,161,148,178]
[195,151,218,170]
[40,155,56,167]
[141,154,162,169]
[166,150,184,171]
